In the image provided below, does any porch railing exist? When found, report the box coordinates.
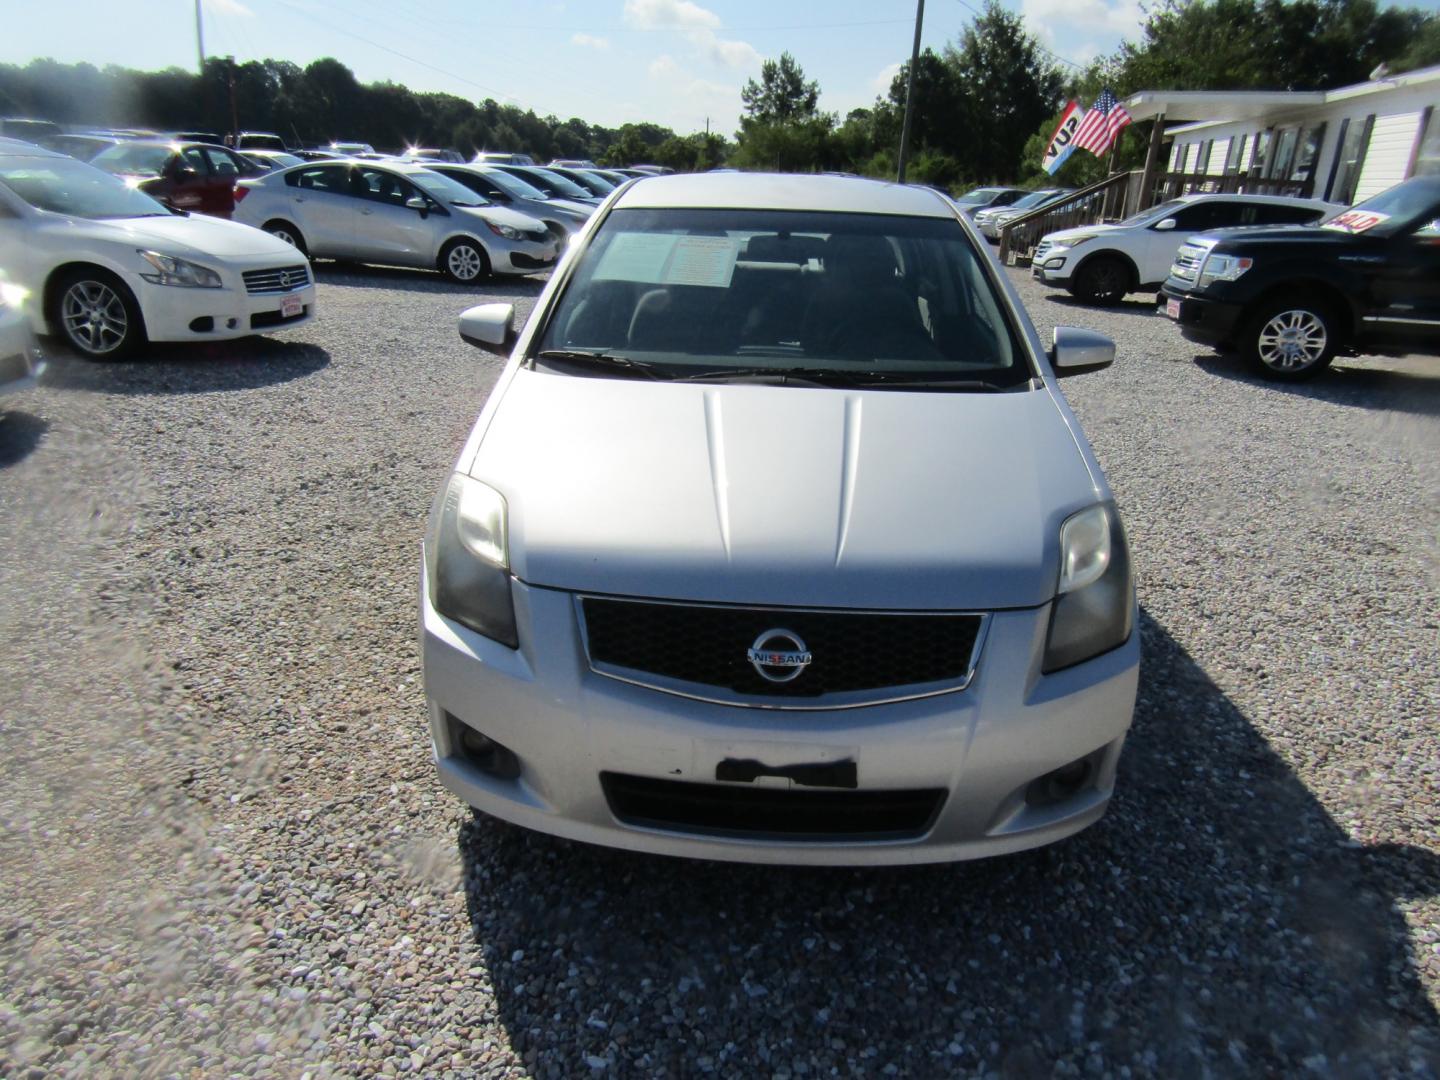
[1151,170,1313,204]
[997,172,1133,264]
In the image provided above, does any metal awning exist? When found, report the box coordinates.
[1121,90,1326,125]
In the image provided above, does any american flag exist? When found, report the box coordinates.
[1072,88,1133,156]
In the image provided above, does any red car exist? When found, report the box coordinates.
[89,140,262,218]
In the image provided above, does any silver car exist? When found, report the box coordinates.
[233,161,559,281]
[427,164,594,246]
[974,188,1072,240]
[422,173,1138,865]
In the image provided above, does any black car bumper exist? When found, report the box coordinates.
[1159,286,1246,347]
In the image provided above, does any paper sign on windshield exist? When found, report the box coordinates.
[1323,210,1390,234]
[593,233,739,287]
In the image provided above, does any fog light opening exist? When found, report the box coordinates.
[188,316,214,332]
[1025,757,1092,808]
[449,714,520,779]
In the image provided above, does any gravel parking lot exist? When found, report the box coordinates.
[0,258,1436,1078]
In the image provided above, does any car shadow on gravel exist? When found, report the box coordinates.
[457,609,1440,1077]
[311,261,550,298]
[1193,353,1440,417]
[37,337,330,396]
[0,410,48,468]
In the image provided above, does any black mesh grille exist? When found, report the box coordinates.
[601,772,945,840]
[581,598,982,698]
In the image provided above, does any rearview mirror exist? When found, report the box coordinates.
[1050,326,1115,377]
[459,303,517,355]
[1153,217,1177,231]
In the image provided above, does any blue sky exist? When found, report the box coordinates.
[5,0,1438,134]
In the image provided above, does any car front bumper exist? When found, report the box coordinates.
[1031,253,1073,286]
[1160,285,1245,347]
[133,266,317,342]
[489,236,562,276]
[421,571,1140,866]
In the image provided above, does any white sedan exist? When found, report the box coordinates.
[232,160,560,282]
[0,280,42,397]
[0,142,315,360]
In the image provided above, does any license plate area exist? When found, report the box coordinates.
[1165,298,1181,320]
[280,294,303,318]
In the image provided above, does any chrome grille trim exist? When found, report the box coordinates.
[242,265,311,294]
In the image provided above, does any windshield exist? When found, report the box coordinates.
[1325,177,1440,235]
[1116,198,1185,227]
[1010,190,1057,210]
[563,170,614,195]
[241,135,287,151]
[536,207,1031,388]
[955,187,1003,205]
[512,167,591,199]
[91,143,173,176]
[0,156,171,218]
[410,169,490,206]
[258,152,303,169]
[479,166,548,200]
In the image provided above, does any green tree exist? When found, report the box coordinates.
[740,52,820,123]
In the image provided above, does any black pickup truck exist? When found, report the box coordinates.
[1160,176,1440,380]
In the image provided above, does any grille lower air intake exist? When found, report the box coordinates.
[601,772,946,840]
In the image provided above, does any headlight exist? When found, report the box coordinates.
[426,473,518,648]
[486,222,523,240]
[1055,235,1094,249]
[138,250,222,288]
[0,282,29,309]
[1042,503,1134,673]
[1197,252,1252,288]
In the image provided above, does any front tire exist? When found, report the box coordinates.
[1241,296,1338,381]
[441,237,490,283]
[52,268,145,360]
[1071,255,1131,305]
[263,220,309,257]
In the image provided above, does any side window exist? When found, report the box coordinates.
[288,165,348,193]
[1166,203,1220,229]
[1256,204,1324,225]
[202,147,239,177]
[1197,201,1256,228]
[355,168,416,206]
[180,147,210,176]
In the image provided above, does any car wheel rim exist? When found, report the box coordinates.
[448,245,483,280]
[61,281,127,355]
[1091,265,1122,298]
[1257,309,1326,370]
[272,228,297,247]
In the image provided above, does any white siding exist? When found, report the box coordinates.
[1168,141,1179,169]
[1180,142,1194,172]
[1237,133,1253,171]
[1208,137,1230,174]
[1353,111,1423,200]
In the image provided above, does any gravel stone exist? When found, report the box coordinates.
[0,260,1435,1077]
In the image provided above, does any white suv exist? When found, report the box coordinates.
[1033,194,1333,304]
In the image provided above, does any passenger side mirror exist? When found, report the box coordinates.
[1050,326,1115,377]
[459,303,517,355]
[173,165,200,181]
[406,194,429,215]
[1153,217,1177,231]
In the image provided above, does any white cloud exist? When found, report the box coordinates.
[624,0,759,70]
[645,49,743,132]
[205,0,254,15]
[649,54,680,79]
[871,62,903,96]
[571,32,610,50]
[1021,0,1146,45]
[623,0,721,31]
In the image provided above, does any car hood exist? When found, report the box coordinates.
[455,204,549,232]
[47,211,299,259]
[470,371,1100,610]
[541,197,595,219]
[1195,224,1340,248]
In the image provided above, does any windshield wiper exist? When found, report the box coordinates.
[532,349,669,380]
[677,366,1018,391]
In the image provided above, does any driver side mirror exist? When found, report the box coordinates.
[458,303,517,356]
[406,194,429,216]
[1153,217,1177,231]
[173,165,200,182]
[1050,326,1115,378]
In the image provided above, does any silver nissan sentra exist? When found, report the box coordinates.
[421,173,1138,865]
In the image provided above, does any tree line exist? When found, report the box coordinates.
[1,0,1436,187]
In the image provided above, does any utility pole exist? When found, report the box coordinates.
[896,0,925,183]
[195,0,206,76]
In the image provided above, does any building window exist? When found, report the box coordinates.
[1290,123,1326,190]
[1326,115,1373,204]
[1413,106,1440,177]
[1250,129,1272,176]
[1267,127,1299,180]
[1224,135,1248,174]
[1195,139,1213,174]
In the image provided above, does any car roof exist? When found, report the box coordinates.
[0,138,65,158]
[1171,192,1331,206]
[612,172,954,218]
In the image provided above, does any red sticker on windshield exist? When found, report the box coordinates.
[1323,210,1390,234]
